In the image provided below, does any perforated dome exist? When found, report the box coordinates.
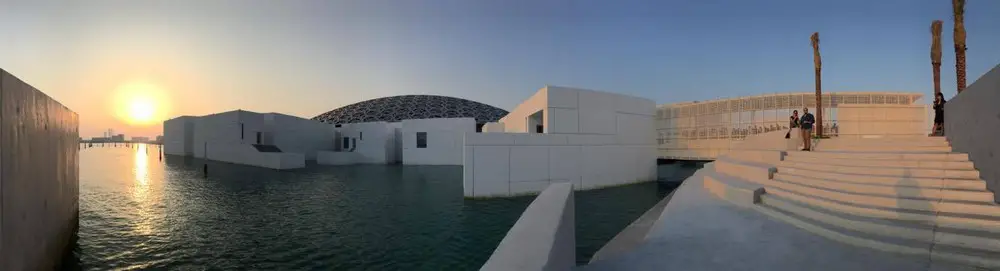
[312,95,508,125]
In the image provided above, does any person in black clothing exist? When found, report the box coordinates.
[785,110,799,139]
[799,108,815,151]
[932,92,946,136]
[790,110,800,129]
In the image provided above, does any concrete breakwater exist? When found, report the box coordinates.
[1,69,79,270]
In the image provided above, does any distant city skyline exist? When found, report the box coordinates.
[2,0,999,138]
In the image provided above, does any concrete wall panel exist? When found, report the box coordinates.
[482,122,506,133]
[549,146,582,185]
[268,113,335,160]
[463,146,475,195]
[333,121,394,164]
[402,118,474,165]
[577,90,617,135]
[510,146,549,183]
[1,69,79,270]
[946,64,1000,202]
[163,116,194,155]
[500,88,547,133]
[473,146,511,197]
[547,108,579,134]
[465,132,516,146]
[545,86,579,109]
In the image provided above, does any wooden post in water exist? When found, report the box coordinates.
[203,164,208,177]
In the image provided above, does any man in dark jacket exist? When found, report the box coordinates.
[800,108,815,151]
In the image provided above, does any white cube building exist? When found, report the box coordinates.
[163,110,335,169]
[402,118,476,165]
[312,95,508,166]
[317,121,400,165]
[463,86,657,198]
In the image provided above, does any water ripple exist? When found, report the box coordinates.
[74,146,696,270]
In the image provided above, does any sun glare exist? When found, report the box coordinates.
[113,81,170,126]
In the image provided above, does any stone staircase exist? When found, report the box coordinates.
[704,136,1000,269]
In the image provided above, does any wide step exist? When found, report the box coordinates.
[816,145,952,152]
[785,151,969,161]
[710,142,1000,269]
[779,161,979,179]
[783,155,974,170]
[818,138,950,147]
[772,171,987,191]
[757,194,1000,269]
[772,173,994,203]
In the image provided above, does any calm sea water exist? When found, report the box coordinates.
[67,144,699,270]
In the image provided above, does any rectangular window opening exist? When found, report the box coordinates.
[416,132,427,148]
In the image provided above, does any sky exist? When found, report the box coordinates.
[1,0,998,138]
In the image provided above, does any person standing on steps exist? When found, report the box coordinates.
[932,92,947,136]
[799,108,815,151]
[786,110,800,139]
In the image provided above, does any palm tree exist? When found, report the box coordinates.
[953,0,967,93]
[811,32,823,138]
[931,20,943,96]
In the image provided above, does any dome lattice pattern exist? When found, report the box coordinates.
[312,95,509,125]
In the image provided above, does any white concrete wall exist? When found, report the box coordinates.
[390,122,403,163]
[203,141,305,169]
[163,116,194,155]
[946,64,1000,202]
[192,111,241,159]
[464,133,657,197]
[481,183,575,271]
[500,88,547,133]
[402,118,475,165]
[323,121,394,165]
[176,109,334,169]
[1,69,80,270]
[465,86,657,197]
[483,122,506,133]
[268,113,335,160]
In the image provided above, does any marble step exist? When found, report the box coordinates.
[783,155,975,170]
[772,171,987,191]
[763,177,1000,219]
[707,167,1000,234]
[784,151,969,161]
[762,194,1000,254]
[817,140,951,148]
[772,173,994,203]
[756,196,1000,269]
[815,145,953,152]
[778,161,980,180]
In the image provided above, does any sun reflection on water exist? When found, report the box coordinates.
[131,144,155,236]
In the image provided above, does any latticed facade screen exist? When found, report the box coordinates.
[657,92,925,160]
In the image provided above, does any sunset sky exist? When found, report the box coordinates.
[2,0,999,138]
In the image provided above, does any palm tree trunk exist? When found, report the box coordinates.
[953,0,967,93]
[811,32,823,138]
[931,20,943,95]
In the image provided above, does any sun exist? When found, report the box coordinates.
[113,81,170,126]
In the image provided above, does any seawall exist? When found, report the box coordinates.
[1,69,80,270]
